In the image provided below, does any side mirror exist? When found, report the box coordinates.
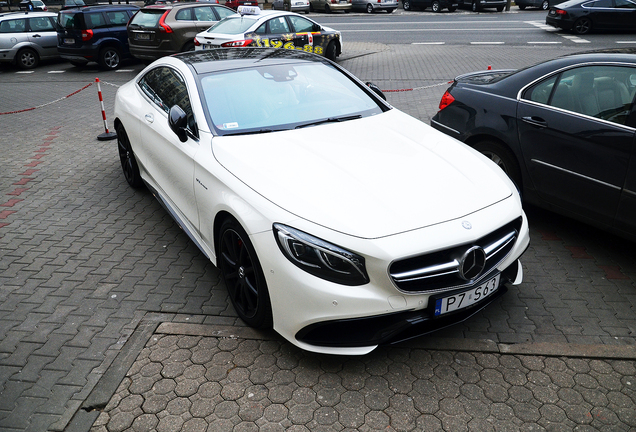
[313,23,322,32]
[169,105,188,142]
[365,82,386,101]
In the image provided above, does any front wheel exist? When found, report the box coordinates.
[471,0,479,11]
[472,140,522,191]
[403,0,411,10]
[325,40,337,61]
[16,48,39,69]
[573,17,591,34]
[366,3,374,12]
[99,46,121,70]
[541,0,549,9]
[218,218,272,329]
[432,0,441,11]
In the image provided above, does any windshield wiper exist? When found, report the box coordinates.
[295,114,362,129]
[221,128,276,137]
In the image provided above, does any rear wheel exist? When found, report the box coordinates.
[366,3,374,12]
[116,123,144,189]
[16,48,38,69]
[472,140,522,191]
[541,0,549,9]
[403,0,411,10]
[325,41,337,61]
[573,17,591,34]
[432,0,441,11]
[99,46,121,70]
[218,218,272,329]
[325,3,331,11]
[472,0,479,11]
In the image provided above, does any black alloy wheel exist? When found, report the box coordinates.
[472,140,522,191]
[116,123,144,188]
[573,17,592,34]
[218,219,272,328]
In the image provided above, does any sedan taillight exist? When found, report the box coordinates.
[555,8,567,15]
[438,90,455,111]
[221,39,253,47]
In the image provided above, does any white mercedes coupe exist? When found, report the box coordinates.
[113,48,529,355]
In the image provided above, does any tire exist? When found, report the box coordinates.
[573,17,592,34]
[518,4,525,9]
[116,123,144,189]
[471,0,479,11]
[309,1,314,11]
[432,0,441,11]
[99,46,121,70]
[541,0,548,9]
[325,40,337,61]
[472,140,522,191]
[448,5,456,10]
[325,3,331,12]
[218,218,272,329]
[16,48,39,69]
[366,3,374,12]
[403,0,411,10]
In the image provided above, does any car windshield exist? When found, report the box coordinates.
[206,15,258,34]
[199,61,384,135]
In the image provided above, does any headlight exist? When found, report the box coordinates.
[273,223,369,286]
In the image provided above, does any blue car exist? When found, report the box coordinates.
[57,4,139,69]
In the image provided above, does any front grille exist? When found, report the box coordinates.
[389,218,522,294]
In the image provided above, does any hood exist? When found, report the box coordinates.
[213,110,513,239]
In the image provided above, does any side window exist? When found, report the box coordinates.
[0,19,26,33]
[523,75,557,105]
[175,8,193,21]
[28,16,55,32]
[105,11,130,26]
[524,66,636,125]
[615,0,636,7]
[138,67,197,135]
[287,15,314,33]
[590,0,612,6]
[85,13,107,29]
[267,17,291,34]
[254,22,267,34]
[214,6,236,19]
[194,6,215,21]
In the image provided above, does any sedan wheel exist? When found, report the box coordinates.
[403,0,411,10]
[218,219,272,329]
[573,17,592,34]
[473,140,522,191]
[471,0,479,11]
[16,48,38,69]
[366,3,374,12]
[116,123,144,188]
[432,0,441,11]
[541,0,548,9]
[325,40,337,61]
[99,47,121,70]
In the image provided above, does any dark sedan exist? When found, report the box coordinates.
[431,50,636,241]
[546,0,636,35]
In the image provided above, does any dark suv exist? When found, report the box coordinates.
[57,4,139,69]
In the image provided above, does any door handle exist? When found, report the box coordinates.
[145,113,154,123]
[32,34,41,38]
[521,116,547,128]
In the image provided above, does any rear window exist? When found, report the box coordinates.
[0,18,26,33]
[130,9,165,28]
[206,15,257,34]
[58,12,82,29]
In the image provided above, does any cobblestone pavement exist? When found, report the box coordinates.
[1,43,635,432]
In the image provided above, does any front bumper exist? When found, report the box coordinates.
[253,197,529,355]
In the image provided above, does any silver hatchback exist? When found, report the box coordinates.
[0,11,58,69]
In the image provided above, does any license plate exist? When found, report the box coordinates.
[64,38,74,44]
[135,33,150,40]
[434,274,500,316]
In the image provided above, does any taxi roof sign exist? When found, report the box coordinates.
[237,5,260,15]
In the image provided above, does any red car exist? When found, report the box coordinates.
[225,0,257,9]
